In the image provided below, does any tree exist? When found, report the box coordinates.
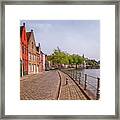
[85,59,100,68]
[68,55,74,65]
[71,54,84,69]
[47,47,85,69]
[47,48,69,68]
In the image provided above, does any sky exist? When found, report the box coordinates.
[20,20,100,61]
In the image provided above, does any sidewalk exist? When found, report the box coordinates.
[58,71,87,100]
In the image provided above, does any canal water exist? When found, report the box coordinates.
[81,69,100,78]
[77,69,100,95]
[63,68,100,96]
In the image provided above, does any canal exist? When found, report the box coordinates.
[81,69,100,78]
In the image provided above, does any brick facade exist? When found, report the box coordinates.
[20,23,28,76]
[27,30,41,74]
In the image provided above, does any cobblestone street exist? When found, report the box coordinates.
[20,70,87,100]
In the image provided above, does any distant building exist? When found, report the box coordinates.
[36,43,41,72]
[83,60,86,68]
[20,23,28,76]
[40,51,46,71]
[82,54,86,68]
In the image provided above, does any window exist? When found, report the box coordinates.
[31,64,33,71]
[22,45,24,54]
[32,42,33,49]
[32,65,34,71]
[33,55,34,61]
[24,47,26,54]
[29,64,31,72]
[34,55,35,61]
[30,53,31,60]
[29,53,31,60]
[31,54,32,61]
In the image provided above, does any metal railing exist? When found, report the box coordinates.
[61,69,100,100]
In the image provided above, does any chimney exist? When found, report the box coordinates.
[23,23,25,26]
[38,43,40,47]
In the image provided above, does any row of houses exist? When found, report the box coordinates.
[20,23,46,77]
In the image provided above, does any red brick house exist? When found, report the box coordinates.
[20,23,28,76]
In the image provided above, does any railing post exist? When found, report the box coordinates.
[96,77,100,100]
[79,72,81,84]
[70,70,72,77]
[73,70,74,79]
[72,71,73,78]
[74,71,75,80]
[84,74,87,90]
[72,70,74,79]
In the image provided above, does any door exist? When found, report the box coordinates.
[37,66,39,73]
[34,65,36,74]
[20,60,22,77]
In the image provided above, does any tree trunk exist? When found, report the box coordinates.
[76,64,77,69]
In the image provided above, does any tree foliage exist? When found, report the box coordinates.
[47,47,100,69]
[48,48,85,68]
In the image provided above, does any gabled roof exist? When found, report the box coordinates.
[36,46,40,52]
[26,32,31,42]
[41,51,43,54]
[20,26,24,38]
[41,51,46,55]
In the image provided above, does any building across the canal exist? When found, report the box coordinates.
[20,23,46,77]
